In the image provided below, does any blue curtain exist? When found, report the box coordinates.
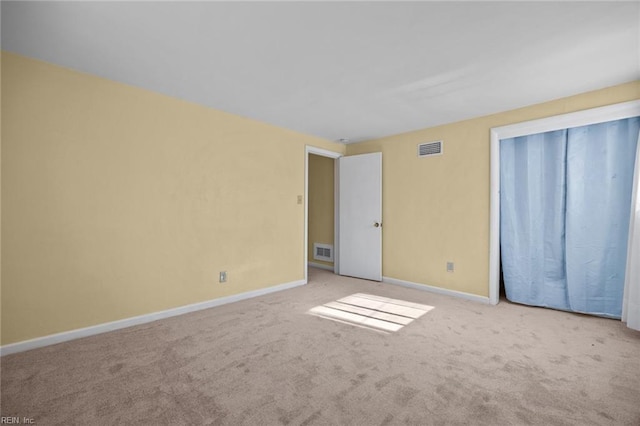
[500,117,640,318]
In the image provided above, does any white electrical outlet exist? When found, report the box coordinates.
[219,271,227,283]
[447,262,454,272]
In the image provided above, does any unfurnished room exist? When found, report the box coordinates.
[1,1,640,425]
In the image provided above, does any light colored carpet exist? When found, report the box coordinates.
[2,268,639,425]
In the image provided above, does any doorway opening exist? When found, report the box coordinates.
[308,153,337,272]
[304,146,342,283]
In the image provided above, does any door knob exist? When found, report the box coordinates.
[374,222,381,228]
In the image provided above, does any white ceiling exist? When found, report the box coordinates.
[2,1,639,143]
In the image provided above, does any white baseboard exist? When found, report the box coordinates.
[382,276,491,304]
[308,262,335,272]
[0,279,307,357]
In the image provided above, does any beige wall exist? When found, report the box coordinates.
[308,154,334,267]
[347,80,640,297]
[2,50,637,346]
[0,52,344,345]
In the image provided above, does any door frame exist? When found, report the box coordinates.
[489,99,640,305]
[305,146,343,282]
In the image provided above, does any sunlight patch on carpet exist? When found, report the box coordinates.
[308,293,434,333]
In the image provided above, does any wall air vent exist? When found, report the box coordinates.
[418,140,443,158]
[313,243,334,262]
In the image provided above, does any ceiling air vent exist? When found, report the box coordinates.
[418,140,443,158]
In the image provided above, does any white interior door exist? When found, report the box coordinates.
[338,152,382,281]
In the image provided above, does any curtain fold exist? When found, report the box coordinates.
[500,130,570,310]
[501,117,640,319]
[565,119,639,318]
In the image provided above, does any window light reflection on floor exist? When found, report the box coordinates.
[308,293,434,333]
